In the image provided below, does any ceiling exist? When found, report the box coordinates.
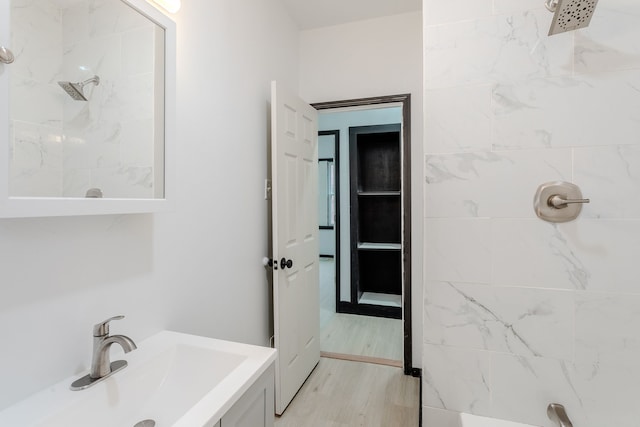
[281,0,422,30]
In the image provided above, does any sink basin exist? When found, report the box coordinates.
[0,331,277,427]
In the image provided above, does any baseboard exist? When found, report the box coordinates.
[337,301,402,319]
[320,351,403,368]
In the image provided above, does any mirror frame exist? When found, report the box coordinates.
[0,0,176,218]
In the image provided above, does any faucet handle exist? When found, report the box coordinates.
[93,315,125,337]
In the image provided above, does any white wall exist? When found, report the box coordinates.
[0,0,299,410]
[423,1,640,426]
[300,11,424,367]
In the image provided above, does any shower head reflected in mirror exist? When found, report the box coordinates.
[58,75,100,101]
[545,0,599,36]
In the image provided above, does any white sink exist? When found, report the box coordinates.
[0,331,277,427]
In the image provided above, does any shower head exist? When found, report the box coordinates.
[58,75,100,101]
[545,0,599,36]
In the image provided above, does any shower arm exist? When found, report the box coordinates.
[545,0,559,12]
[79,76,100,88]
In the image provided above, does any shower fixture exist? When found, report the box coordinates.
[547,403,573,427]
[534,181,590,223]
[58,75,100,101]
[0,46,14,64]
[545,0,599,36]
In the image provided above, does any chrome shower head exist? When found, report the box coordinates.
[58,75,100,101]
[546,0,599,36]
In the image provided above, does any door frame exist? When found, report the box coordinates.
[312,94,413,374]
[318,130,341,317]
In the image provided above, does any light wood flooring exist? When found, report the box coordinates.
[319,258,403,363]
[275,357,420,427]
[321,313,403,362]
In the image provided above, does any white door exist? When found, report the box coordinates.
[270,81,320,415]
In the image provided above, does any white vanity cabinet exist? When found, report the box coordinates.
[213,364,275,427]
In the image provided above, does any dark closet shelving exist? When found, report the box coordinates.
[346,124,402,319]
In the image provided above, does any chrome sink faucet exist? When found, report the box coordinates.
[71,315,137,390]
[90,315,137,378]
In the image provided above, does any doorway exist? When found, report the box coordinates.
[313,94,412,373]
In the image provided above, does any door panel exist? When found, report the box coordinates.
[271,81,320,415]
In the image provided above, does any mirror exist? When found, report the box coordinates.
[0,0,175,217]
[318,159,335,228]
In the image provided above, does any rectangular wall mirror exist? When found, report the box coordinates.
[0,0,175,218]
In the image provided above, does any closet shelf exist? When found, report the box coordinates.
[357,191,400,196]
[357,242,401,250]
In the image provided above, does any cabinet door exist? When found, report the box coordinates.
[221,366,275,427]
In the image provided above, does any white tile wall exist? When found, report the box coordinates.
[424,219,492,283]
[423,0,640,425]
[8,0,64,196]
[424,9,573,90]
[492,71,640,149]
[490,353,582,426]
[423,344,492,416]
[424,84,493,153]
[9,0,157,198]
[574,145,640,218]
[425,149,572,218]
[425,281,574,360]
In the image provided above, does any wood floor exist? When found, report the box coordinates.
[275,357,420,427]
[319,258,403,363]
[320,313,403,362]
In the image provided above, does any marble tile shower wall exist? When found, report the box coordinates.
[9,0,155,198]
[423,1,640,426]
[9,0,64,196]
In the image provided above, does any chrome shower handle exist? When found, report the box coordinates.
[548,195,590,209]
[0,46,15,64]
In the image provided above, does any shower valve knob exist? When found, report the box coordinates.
[548,195,590,209]
[534,181,589,223]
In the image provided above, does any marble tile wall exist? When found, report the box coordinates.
[423,0,640,426]
[9,0,64,196]
[9,0,157,198]
[61,0,156,198]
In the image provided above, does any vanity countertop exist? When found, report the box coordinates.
[0,331,277,427]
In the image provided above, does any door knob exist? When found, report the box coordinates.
[280,257,293,269]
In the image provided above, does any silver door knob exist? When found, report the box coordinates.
[0,46,15,64]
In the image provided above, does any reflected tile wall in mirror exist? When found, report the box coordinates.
[8,0,164,199]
